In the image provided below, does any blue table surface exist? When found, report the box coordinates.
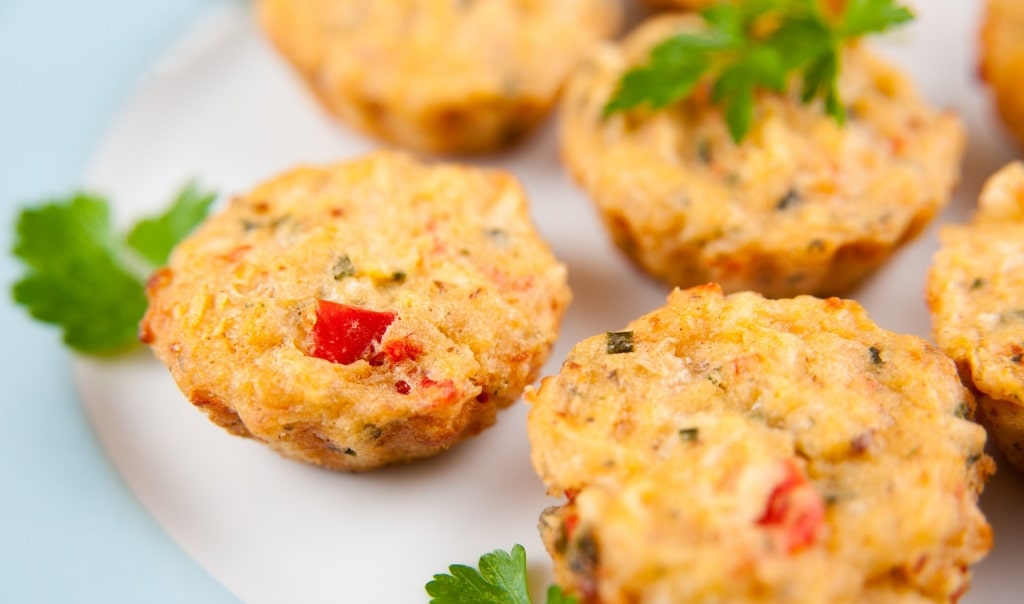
[0,0,236,601]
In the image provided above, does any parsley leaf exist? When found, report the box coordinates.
[425,544,576,604]
[11,184,214,355]
[838,0,914,38]
[604,0,915,142]
[545,586,577,604]
[126,182,215,266]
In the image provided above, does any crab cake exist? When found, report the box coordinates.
[927,163,1024,473]
[258,0,622,154]
[528,284,992,603]
[140,152,571,471]
[980,0,1024,148]
[561,14,966,298]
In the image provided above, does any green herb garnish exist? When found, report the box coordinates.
[333,255,356,280]
[11,184,214,355]
[606,331,634,354]
[125,182,215,266]
[426,544,576,604]
[679,427,700,442]
[604,0,915,142]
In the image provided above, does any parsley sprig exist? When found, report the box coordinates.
[11,183,214,355]
[426,544,576,604]
[604,0,915,142]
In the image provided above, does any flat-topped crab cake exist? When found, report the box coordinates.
[980,0,1024,149]
[258,0,622,154]
[927,162,1024,473]
[561,14,965,298]
[528,284,992,603]
[140,151,571,471]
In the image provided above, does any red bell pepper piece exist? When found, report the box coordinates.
[311,300,396,365]
[757,460,825,553]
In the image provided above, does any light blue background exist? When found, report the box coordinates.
[0,0,237,601]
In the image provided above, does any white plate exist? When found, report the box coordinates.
[77,2,1024,602]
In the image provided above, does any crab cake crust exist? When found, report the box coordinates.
[928,162,1024,473]
[258,0,621,154]
[561,15,965,298]
[141,152,570,471]
[980,0,1024,148]
[528,284,991,603]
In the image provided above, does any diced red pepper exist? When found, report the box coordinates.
[311,300,396,365]
[757,461,825,553]
[564,512,579,542]
[378,337,423,364]
[418,376,458,404]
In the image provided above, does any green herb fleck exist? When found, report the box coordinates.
[391,271,407,284]
[333,255,356,280]
[954,400,970,419]
[426,544,576,604]
[697,138,714,163]
[343,447,357,456]
[606,331,634,354]
[868,346,882,365]
[970,277,986,290]
[603,0,915,142]
[11,184,213,354]
[776,188,800,210]
[679,427,700,442]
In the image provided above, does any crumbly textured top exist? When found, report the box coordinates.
[927,162,1024,469]
[561,14,964,297]
[142,152,570,470]
[258,0,622,152]
[528,284,991,603]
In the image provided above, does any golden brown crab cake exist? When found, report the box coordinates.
[561,14,965,298]
[528,284,992,603]
[927,162,1024,473]
[980,0,1024,149]
[258,0,622,154]
[140,152,571,471]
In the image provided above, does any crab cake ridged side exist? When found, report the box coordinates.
[561,15,965,298]
[527,284,991,603]
[980,0,1024,148]
[928,162,1024,473]
[141,152,571,471]
[258,0,621,154]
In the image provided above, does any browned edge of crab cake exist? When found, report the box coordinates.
[560,14,965,299]
[527,283,992,603]
[979,0,1024,149]
[257,0,622,155]
[140,151,571,471]
[927,162,1024,473]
